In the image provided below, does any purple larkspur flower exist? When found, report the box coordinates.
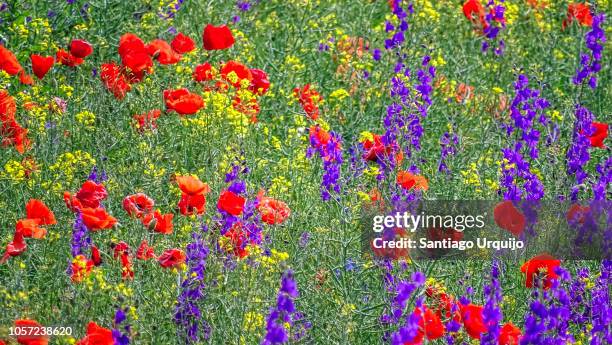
[481,0,506,55]
[112,308,130,345]
[521,267,574,344]
[566,104,595,200]
[262,270,307,345]
[307,129,343,201]
[481,261,503,344]
[174,225,211,343]
[573,14,606,89]
[386,271,425,345]
[70,212,91,257]
[499,74,550,201]
[438,131,458,173]
[589,260,612,344]
[237,0,251,11]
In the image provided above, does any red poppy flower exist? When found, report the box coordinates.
[123,193,155,218]
[71,180,108,209]
[361,133,403,164]
[249,69,270,95]
[309,125,331,148]
[520,253,561,289]
[396,171,429,191]
[178,193,208,216]
[71,254,94,282]
[176,175,210,195]
[493,201,525,236]
[137,240,156,260]
[193,62,214,82]
[222,222,256,258]
[19,71,33,85]
[111,242,129,260]
[256,190,290,225]
[171,32,196,53]
[0,44,23,75]
[1,119,31,153]
[164,88,205,115]
[25,199,56,225]
[463,0,487,28]
[119,33,153,74]
[100,62,132,100]
[220,60,253,88]
[147,39,181,65]
[202,24,235,50]
[14,319,49,345]
[70,39,93,59]
[416,306,446,341]
[426,287,460,321]
[30,54,54,80]
[142,210,174,234]
[81,207,117,231]
[175,176,210,216]
[56,49,84,67]
[158,248,186,268]
[133,109,161,132]
[113,241,134,279]
[16,219,46,239]
[460,304,487,339]
[218,190,246,216]
[294,84,321,120]
[0,228,27,263]
[583,122,608,148]
[120,253,134,279]
[566,203,590,225]
[563,3,593,29]
[499,322,522,345]
[75,322,114,345]
[119,33,145,56]
[0,90,16,121]
[91,245,102,266]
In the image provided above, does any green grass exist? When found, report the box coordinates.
[0,0,610,344]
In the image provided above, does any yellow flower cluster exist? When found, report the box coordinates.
[284,55,306,72]
[2,160,27,182]
[10,18,54,50]
[234,29,256,64]
[269,176,292,196]
[75,110,96,130]
[415,0,440,22]
[257,249,290,269]
[47,150,96,192]
[0,70,11,89]
[186,91,251,135]
[242,311,264,332]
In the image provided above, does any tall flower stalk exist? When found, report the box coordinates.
[566,104,594,200]
[482,0,506,55]
[573,13,606,89]
[499,74,550,201]
[481,261,502,344]
[174,226,211,343]
[261,270,306,344]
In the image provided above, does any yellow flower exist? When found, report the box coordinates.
[243,312,264,332]
[3,160,26,181]
[76,110,96,129]
[329,88,350,101]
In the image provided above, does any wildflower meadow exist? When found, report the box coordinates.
[0,0,610,344]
